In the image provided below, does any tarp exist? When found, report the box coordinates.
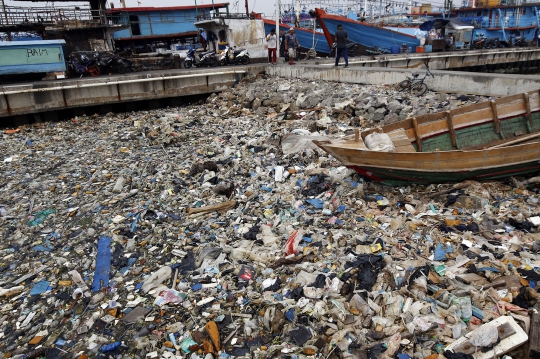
[420,18,474,31]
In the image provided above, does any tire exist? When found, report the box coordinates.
[117,65,126,74]
[219,58,226,66]
[396,80,411,92]
[411,82,428,96]
[184,60,193,69]
[87,64,100,77]
[240,56,250,65]
[210,57,218,67]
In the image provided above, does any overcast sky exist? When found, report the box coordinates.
[4,0,278,17]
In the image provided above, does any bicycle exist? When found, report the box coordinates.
[396,66,434,96]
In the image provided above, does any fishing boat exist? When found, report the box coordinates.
[313,90,540,186]
[261,18,331,55]
[313,8,421,52]
[409,0,540,42]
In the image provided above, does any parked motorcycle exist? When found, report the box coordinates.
[184,47,218,68]
[499,37,513,48]
[514,36,528,47]
[218,45,250,65]
[98,53,133,74]
[484,37,499,48]
[471,34,487,49]
[68,52,100,77]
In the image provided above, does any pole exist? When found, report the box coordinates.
[245,0,249,16]
[276,0,280,55]
[1,0,12,41]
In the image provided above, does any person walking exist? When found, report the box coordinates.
[284,28,300,65]
[279,29,286,59]
[266,29,277,64]
[334,24,349,67]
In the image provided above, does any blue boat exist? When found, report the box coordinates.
[450,0,540,41]
[314,8,420,53]
[262,18,331,55]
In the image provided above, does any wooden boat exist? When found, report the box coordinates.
[313,90,540,186]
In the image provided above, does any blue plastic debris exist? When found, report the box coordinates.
[30,280,50,295]
[336,205,346,213]
[91,236,112,292]
[433,243,453,261]
[191,283,202,291]
[477,267,501,273]
[306,199,324,209]
[285,308,295,321]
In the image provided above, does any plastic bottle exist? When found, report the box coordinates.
[452,297,472,322]
[101,341,122,353]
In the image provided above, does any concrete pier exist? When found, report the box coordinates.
[0,67,265,118]
[2,48,540,125]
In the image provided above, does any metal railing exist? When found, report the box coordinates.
[0,5,128,27]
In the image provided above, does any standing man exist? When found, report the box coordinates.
[284,28,300,65]
[334,24,349,68]
[266,29,277,65]
[279,29,286,58]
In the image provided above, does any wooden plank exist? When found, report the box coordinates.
[490,100,503,139]
[489,132,540,149]
[388,128,416,152]
[530,311,540,359]
[446,111,457,148]
[412,118,422,152]
[325,143,540,171]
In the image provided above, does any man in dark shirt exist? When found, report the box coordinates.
[334,24,349,67]
[284,28,300,65]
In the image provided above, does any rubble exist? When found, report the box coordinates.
[0,74,538,359]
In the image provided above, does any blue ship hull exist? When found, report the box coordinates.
[314,8,420,51]
[262,19,331,54]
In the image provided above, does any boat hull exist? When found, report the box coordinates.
[314,8,421,51]
[262,19,331,54]
[313,90,540,186]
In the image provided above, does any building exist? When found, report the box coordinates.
[0,4,129,54]
[107,3,230,52]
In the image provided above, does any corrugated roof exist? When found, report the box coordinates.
[108,3,229,13]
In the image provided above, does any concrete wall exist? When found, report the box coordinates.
[265,65,540,97]
[0,67,265,118]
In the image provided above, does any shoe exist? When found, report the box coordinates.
[344,65,349,68]
[289,62,296,65]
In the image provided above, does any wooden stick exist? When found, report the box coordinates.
[489,132,540,149]
[490,100,500,134]
[412,118,422,152]
[187,200,236,214]
[355,128,360,142]
[446,111,457,148]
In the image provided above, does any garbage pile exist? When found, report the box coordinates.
[0,75,538,359]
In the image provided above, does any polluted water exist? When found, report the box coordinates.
[0,74,539,359]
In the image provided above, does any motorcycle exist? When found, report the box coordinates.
[184,47,218,68]
[218,45,250,65]
[68,52,100,78]
[514,36,528,47]
[97,53,132,74]
[471,34,487,49]
[484,37,499,48]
